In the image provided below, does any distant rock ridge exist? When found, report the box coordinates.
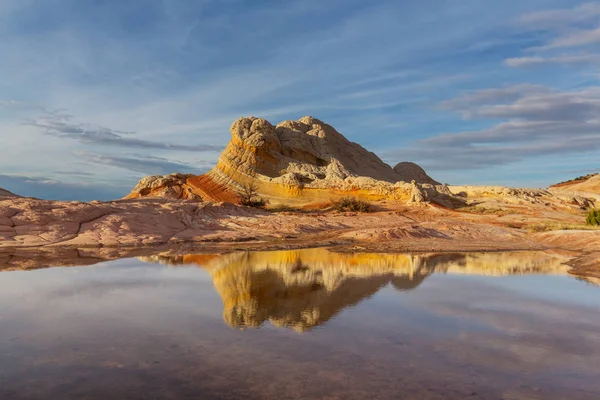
[0,188,18,198]
[126,116,443,205]
[548,173,600,204]
[394,162,440,185]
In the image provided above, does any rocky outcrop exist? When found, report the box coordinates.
[126,116,447,205]
[220,116,401,183]
[409,180,427,203]
[126,173,202,200]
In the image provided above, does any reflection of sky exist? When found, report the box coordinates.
[2,256,598,334]
[1,256,600,398]
[464,274,600,308]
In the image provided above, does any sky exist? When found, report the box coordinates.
[1,0,599,201]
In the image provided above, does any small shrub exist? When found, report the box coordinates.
[587,209,600,226]
[505,222,522,229]
[238,182,268,209]
[268,204,297,213]
[528,222,600,232]
[332,196,372,213]
[459,205,509,215]
[240,197,268,208]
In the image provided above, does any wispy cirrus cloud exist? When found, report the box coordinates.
[538,27,600,50]
[75,152,211,175]
[505,54,600,67]
[440,86,600,122]
[508,2,600,67]
[516,2,600,29]
[25,113,224,152]
[383,3,600,181]
[390,84,600,170]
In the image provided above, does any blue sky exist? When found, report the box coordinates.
[1,0,599,200]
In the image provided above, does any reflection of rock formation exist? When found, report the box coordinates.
[140,249,573,332]
[213,257,397,332]
[0,246,579,331]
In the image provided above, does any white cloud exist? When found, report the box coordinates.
[540,27,600,50]
[25,111,224,152]
[76,152,209,175]
[390,84,600,170]
[505,54,600,67]
[517,2,600,29]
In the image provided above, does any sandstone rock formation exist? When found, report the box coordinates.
[409,180,427,203]
[127,173,201,200]
[126,116,447,205]
[126,115,589,211]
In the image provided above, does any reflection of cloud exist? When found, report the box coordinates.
[425,285,600,377]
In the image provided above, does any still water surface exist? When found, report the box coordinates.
[0,249,599,399]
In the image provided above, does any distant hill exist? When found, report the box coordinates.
[0,188,19,198]
[550,173,600,195]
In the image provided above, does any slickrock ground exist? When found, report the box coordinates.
[0,197,510,248]
[1,193,598,280]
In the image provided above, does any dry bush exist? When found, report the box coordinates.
[332,197,372,213]
[238,183,268,209]
[528,222,600,232]
[458,205,516,215]
[268,204,297,213]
